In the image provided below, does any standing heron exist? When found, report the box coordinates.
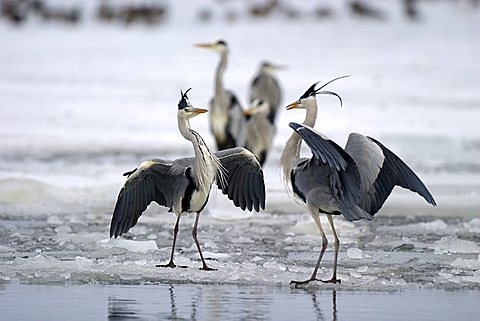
[110,89,265,271]
[249,61,284,123]
[195,40,246,150]
[243,99,275,165]
[280,77,436,286]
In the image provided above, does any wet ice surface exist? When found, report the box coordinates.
[1,209,480,290]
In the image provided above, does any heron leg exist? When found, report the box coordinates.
[291,208,328,287]
[321,214,341,284]
[192,211,217,271]
[156,214,187,268]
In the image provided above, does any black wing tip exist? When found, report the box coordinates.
[425,193,437,207]
[288,122,303,131]
[123,168,137,177]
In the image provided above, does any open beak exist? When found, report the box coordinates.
[193,108,208,114]
[194,42,214,49]
[286,100,301,110]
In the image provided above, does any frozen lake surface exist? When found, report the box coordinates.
[0,0,480,319]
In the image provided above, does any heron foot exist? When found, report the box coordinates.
[290,278,319,288]
[156,261,188,269]
[321,277,341,284]
[199,265,217,271]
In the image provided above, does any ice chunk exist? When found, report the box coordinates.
[75,256,94,269]
[100,238,158,253]
[357,266,368,273]
[289,220,318,235]
[464,218,480,233]
[462,270,480,284]
[347,247,363,259]
[47,215,63,225]
[263,261,287,271]
[420,220,448,231]
[350,271,362,278]
[196,251,230,261]
[55,225,72,233]
[431,236,480,254]
[0,245,15,253]
[450,254,480,269]
[251,256,263,262]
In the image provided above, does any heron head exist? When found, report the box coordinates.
[178,88,207,117]
[194,39,228,53]
[244,99,270,118]
[286,75,349,110]
[260,61,286,74]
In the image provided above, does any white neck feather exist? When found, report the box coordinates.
[279,97,318,186]
[178,116,224,191]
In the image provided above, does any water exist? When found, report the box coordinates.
[1,282,479,321]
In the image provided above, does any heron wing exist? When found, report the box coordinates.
[110,158,191,238]
[348,134,437,215]
[344,133,384,198]
[249,73,282,122]
[214,147,266,212]
[289,122,362,207]
[226,91,246,146]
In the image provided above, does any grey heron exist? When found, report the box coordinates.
[110,89,265,271]
[195,40,246,151]
[280,77,436,286]
[249,61,284,123]
[243,99,275,165]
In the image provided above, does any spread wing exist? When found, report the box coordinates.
[288,122,362,208]
[346,134,437,215]
[110,158,191,238]
[214,147,266,212]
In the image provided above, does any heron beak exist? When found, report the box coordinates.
[194,42,214,49]
[286,100,301,110]
[272,64,287,71]
[193,108,208,114]
[243,108,253,116]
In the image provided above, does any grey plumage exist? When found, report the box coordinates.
[281,78,436,286]
[243,99,275,165]
[196,40,246,150]
[290,122,436,220]
[110,149,265,238]
[249,61,283,123]
[110,89,265,270]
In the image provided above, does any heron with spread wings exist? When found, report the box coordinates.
[280,77,436,286]
[110,89,265,271]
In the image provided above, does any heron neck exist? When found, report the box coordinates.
[303,98,318,127]
[178,116,220,191]
[279,98,318,184]
[214,51,227,98]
